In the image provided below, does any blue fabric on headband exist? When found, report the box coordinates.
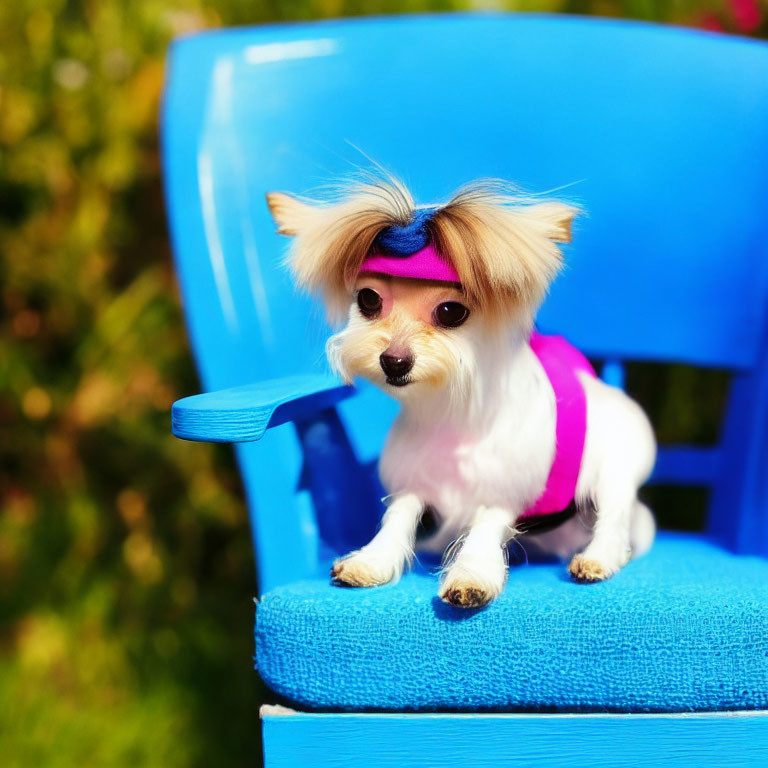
[374,206,438,256]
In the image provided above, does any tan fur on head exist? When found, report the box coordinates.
[265,192,316,236]
[266,175,578,324]
[429,182,577,325]
[266,177,415,321]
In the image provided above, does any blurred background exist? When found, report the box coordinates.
[0,1,765,766]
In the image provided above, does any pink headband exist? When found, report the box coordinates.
[358,206,461,283]
[358,242,460,283]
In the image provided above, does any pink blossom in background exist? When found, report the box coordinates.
[730,0,762,31]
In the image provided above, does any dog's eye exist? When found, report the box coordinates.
[433,302,470,328]
[356,288,383,319]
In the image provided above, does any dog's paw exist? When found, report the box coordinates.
[439,562,504,609]
[569,542,631,583]
[331,551,397,588]
[439,581,493,609]
[439,543,507,609]
[568,554,616,583]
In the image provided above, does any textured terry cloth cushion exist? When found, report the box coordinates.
[255,533,768,712]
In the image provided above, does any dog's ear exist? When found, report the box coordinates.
[431,186,580,325]
[520,202,578,244]
[266,180,415,324]
[265,192,319,236]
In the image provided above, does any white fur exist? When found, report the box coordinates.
[331,319,656,606]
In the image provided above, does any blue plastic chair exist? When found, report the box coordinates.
[163,14,768,767]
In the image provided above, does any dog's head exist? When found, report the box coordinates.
[267,177,577,405]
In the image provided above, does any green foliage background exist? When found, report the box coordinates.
[0,1,764,766]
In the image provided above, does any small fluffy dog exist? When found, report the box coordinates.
[267,177,656,608]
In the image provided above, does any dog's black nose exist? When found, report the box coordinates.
[379,352,414,378]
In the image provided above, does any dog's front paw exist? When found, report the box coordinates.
[439,555,506,609]
[331,550,399,588]
[439,581,493,608]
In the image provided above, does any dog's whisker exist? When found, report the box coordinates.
[505,536,529,567]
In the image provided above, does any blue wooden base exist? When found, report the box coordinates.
[261,708,768,768]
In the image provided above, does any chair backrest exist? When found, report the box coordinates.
[162,14,768,591]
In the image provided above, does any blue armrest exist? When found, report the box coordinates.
[172,374,354,443]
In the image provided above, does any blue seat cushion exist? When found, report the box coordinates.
[255,533,768,712]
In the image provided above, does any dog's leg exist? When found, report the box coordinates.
[438,505,514,608]
[568,484,637,583]
[569,375,656,582]
[629,499,656,558]
[331,493,423,587]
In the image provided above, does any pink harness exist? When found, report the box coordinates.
[519,332,596,525]
[360,236,596,525]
